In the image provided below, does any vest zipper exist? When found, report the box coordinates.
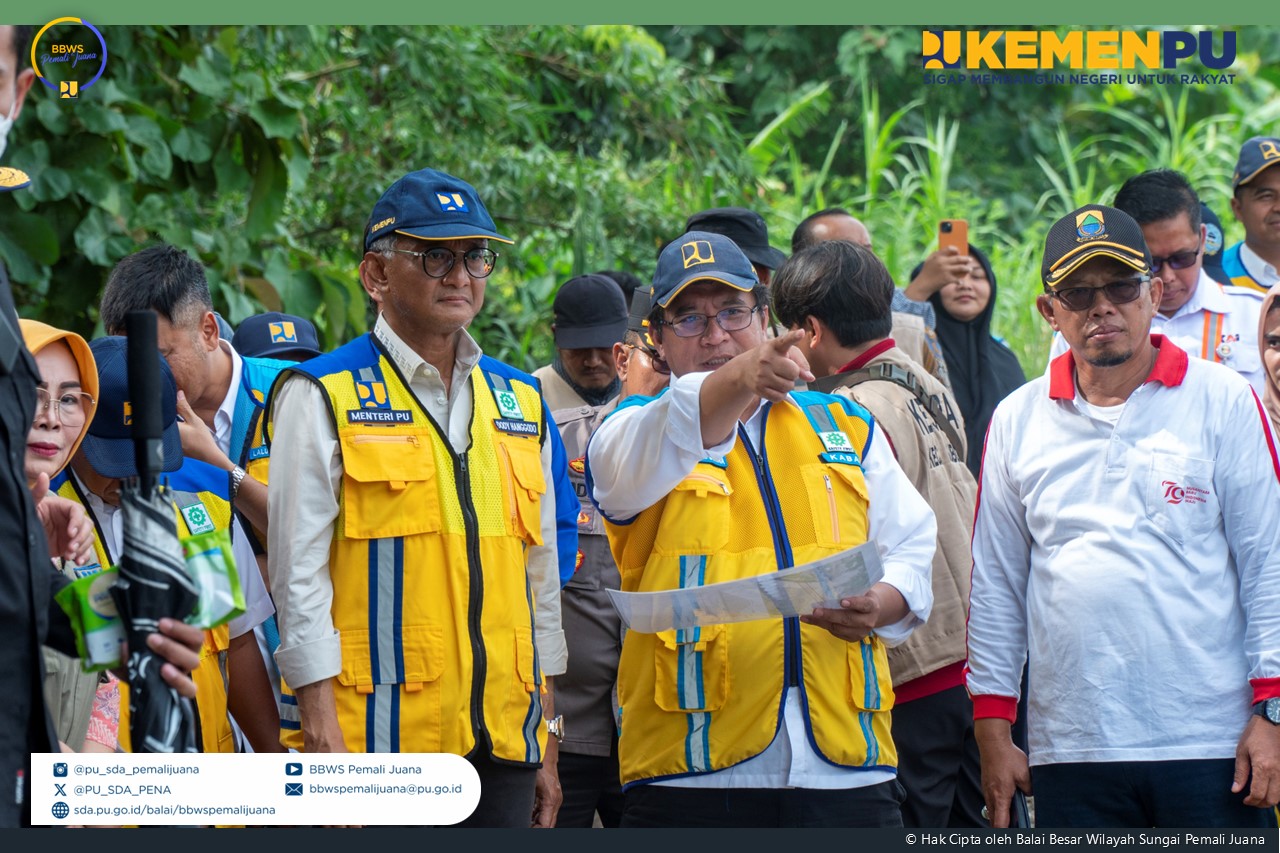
[739,409,802,690]
[683,473,730,495]
[456,452,490,756]
[824,473,839,543]
[349,434,420,446]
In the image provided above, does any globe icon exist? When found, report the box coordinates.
[52,801,69,819]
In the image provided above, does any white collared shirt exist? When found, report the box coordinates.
[1240,242,1280,290]
[1047,269,1265,394]
[588,372,937,789]
[267,316,566,690]
[214,339,241,459]
[968,337,1280,765]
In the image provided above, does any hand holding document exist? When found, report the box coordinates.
[607,541,884,633]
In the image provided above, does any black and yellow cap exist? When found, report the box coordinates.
[1232,136,1280,191]
[1041,204,1152,288]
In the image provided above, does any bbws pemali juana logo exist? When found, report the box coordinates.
[31,18,108,99]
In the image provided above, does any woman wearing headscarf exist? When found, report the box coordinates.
[911,245,1026,477]
[1260,283,1280,438]
[19,319,119,754]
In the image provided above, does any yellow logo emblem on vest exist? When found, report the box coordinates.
[356,380,389,409]
[122,401,132,426]
[681,240,715,269]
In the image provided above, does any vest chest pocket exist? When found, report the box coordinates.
[496,436,546,545]
[801,462,870,548]
[653,625,728,713]
[339,432,442,540]
[653,468,733,556]
[338,625,445,693]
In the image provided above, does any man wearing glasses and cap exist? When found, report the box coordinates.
[1046,170,1265,394]
[266,167,577,827]
[968,204,1280,829]
[586,231,937,827]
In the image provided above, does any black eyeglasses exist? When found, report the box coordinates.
[657,305,763,338]
[1049,277,1149,312]
[1150,243,1201,272]
[389,247,499,279]
[625,343,671,376]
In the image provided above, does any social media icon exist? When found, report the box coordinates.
[53,763,68,777]
[285,762,302,776]
[52,801,69,819]
[285,782,303,796]
[54,784,66,796]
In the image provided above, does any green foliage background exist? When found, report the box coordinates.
[4,24,1279,374]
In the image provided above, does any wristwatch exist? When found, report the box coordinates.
[1253,698,1280,725]
[546,714,565,743]
[229,465,247,502]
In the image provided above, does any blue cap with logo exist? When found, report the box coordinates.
[363,167,514,251]
[1199,202,1229,286]
[233,311,322,362]
[80,336,184,479]
[1232,136,1280,191]
[651,230,759,308]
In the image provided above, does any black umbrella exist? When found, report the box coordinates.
[109,312,199,753]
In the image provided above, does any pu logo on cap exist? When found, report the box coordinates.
[122,401,132,426]
[1260,140,1280,161]
[437,192,468,213]
[269,322,297,344]
[1076,210,1106,241]
[681,240,715,269]
[356,380,389,409]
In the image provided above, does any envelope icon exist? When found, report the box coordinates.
[285,782,303,796]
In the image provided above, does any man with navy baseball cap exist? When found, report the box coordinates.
[1223,136,1280,294]
[267,167,578,828]
[233,312,322,363]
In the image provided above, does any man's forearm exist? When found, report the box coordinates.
[297,678,347,752]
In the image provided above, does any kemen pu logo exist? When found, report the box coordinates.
[1076,210,1106,241]
[31,18,108,100]
[437,192,468,213]
[920,29,1234,71]
[1260,140,1280,162]
[681,240,715,269]
[269,321,297,344]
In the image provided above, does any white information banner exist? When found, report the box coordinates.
[31,752,480,826]
[607,541,884,633]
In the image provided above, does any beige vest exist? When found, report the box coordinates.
[828,345,976,686]
[532,364,590,411]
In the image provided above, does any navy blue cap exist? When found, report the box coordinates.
[552,275,628,350]
[651,231,759,308]
[233,312,322,362]
[1233,137,1280,191]
[684,207,788,270]
[1200,202,1229,286]
[364,167,513,251]
[81,336,183,479]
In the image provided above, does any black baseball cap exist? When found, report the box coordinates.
[1199,202,1229,286]
[364,167,513,251]
[627,287,653,335]
[552,275,628,350]
[80,336,183,479]
[684,207,787,271]
[1042,204,1153,289]
[652,231,758,308]
[233,312,323,362]
[1232,136,1280,191]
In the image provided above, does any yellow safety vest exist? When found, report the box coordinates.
[602,392,896,785]
[270,336,550,761]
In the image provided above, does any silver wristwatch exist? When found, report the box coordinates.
[546,714,565,743]
[229,465,247,502]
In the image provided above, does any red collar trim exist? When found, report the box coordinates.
[838,338,896,374]
[1048,334,1189,400]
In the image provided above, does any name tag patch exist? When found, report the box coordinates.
[494,418,538,436]
[347,409,413,424]
[247,445,270,461]
[820,451,861,466]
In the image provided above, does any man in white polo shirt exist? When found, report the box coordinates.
[968,204,1280,829]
